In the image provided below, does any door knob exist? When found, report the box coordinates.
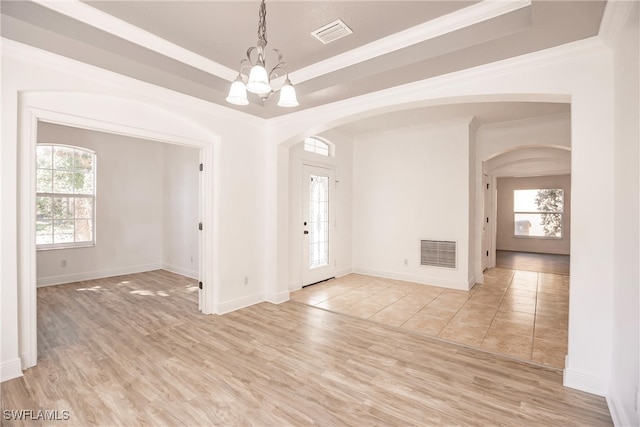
[303,230,309,234]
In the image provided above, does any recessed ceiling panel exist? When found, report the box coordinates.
[82,1,477,72]
[1,0,606,118]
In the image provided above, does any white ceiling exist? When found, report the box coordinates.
[1,0,603,123]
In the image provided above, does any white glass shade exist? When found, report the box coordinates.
[246,65,271,95]
[226,78,249,105]
[277,79,299,107]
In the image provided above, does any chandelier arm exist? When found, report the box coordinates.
[271,48,283,63]
[269,63,289,80]
[238,62,252,78]
[246,47,257,63]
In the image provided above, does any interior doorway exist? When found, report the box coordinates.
[34,123,202,310]
[18,91,219,371]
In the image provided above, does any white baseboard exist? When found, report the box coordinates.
[264,290,290,305]
[352,267,471,290]
[606,389,638,427]
[563,368,609,396]
[335,267,353,278]
[1,358,23,383]
[161,263,198,279]
[215,292,266,315]
[36,263,162,287]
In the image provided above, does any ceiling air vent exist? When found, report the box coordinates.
[311,19,353,45]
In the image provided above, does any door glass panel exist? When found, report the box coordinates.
[309,174,329,269]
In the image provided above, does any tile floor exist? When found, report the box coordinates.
[290,267,569,369]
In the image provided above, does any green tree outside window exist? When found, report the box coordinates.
[36,145,96,248]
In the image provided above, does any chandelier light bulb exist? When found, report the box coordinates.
[277,78,299,107]
[226,76,249,105]
[246,64,271,95]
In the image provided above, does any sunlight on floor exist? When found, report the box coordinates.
[129,289,170,297]
[76,285,102,292]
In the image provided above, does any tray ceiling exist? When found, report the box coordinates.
[1,1,606,118]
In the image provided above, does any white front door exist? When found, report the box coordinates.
[302,165,335,286]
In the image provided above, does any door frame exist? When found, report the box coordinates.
[482,173,494,271]
[301,163,336,286]
[17,92,220,370]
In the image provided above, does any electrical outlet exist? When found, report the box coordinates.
[244,277,249,286]
[190,256,194,263]
[60,260,67,267]
[403,259,408,266]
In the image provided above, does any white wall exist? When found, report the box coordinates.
[496,175,571,255]
[609,2,640,426]
[287,130,353,290]
[2,11,636,417]
[36,123,165,286]
[352,119,475,289]
[333,131,354,281]
[1,40,268,381]
[268,38,617,398]
[163,144,200,279]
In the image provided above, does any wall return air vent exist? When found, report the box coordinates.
[311,19,353,44]
[421,240,457,269]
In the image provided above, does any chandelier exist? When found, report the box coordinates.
[226,0,298,107]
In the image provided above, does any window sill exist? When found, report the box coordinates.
[37,243,96,251]
[512,235,562,240]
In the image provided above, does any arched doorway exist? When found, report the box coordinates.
[17,91,220,370]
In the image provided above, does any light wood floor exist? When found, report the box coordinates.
[1,270,610,426]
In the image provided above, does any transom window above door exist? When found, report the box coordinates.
[36,144,96,249]
[304,137,330,156]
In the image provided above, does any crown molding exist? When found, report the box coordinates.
[269,36,605,128]
[469,116,482,132]
[598,0,637,48]
[478,112,571,131]
[266,36,608,146]
[1,38,266,126]
[32,0,238,82]
[289,0,531,84]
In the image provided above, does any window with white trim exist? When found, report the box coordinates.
[304,137,330,156]
[513,189,563,238]
[36,144,96,249]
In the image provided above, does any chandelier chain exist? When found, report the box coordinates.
[257,0,267,46]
